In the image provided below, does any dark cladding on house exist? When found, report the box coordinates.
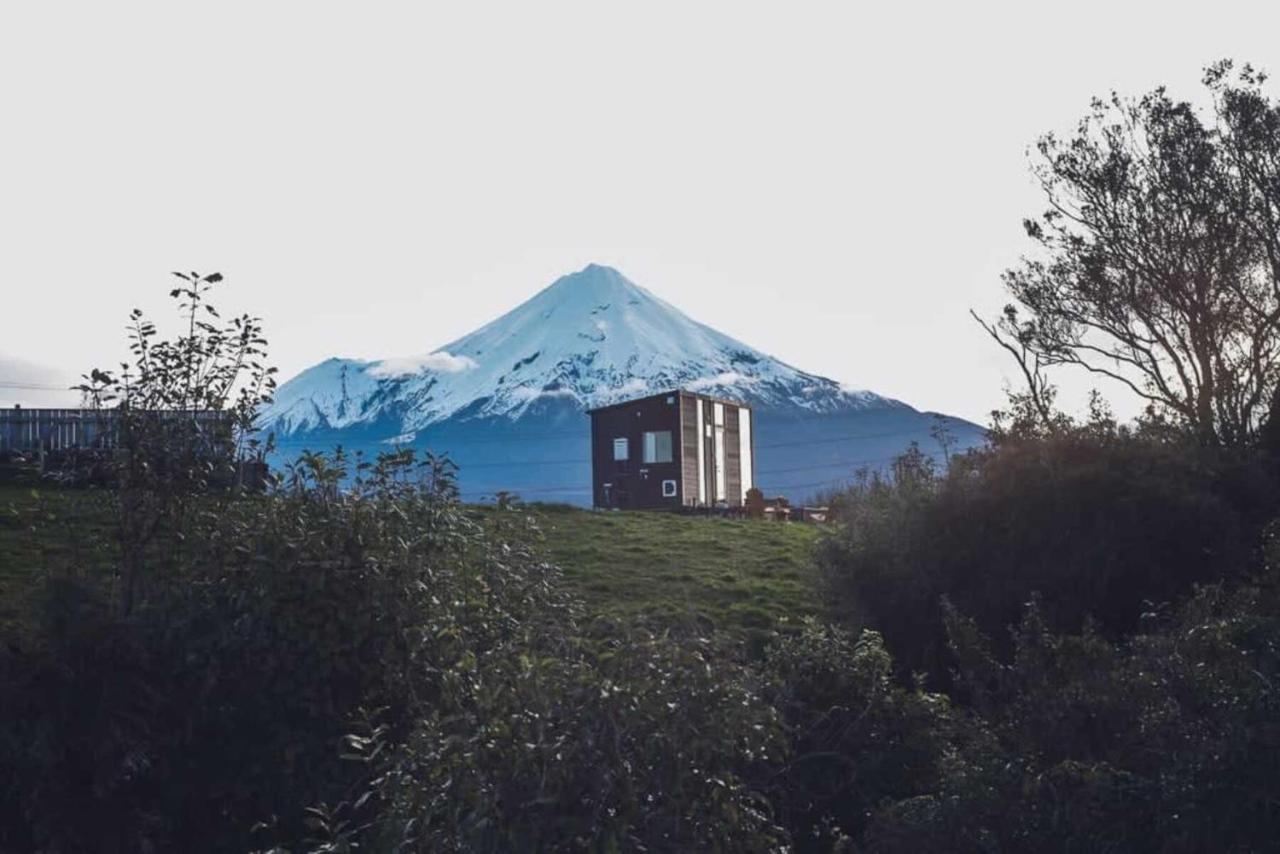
[587,390,755,510]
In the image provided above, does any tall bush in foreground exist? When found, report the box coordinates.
[816,422,1278,683]
[862,564,1280,853]
[0,447,574,852]
[77,272,276,615]
[324,630,788,853]
[760,620,960,853]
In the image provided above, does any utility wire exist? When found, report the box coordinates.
[270,423,951,453]
[0,382,77,391]
[425,449,917,478]
[265,403,965,450]
[460,469,869,499]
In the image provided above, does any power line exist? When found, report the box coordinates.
[264,401,970,451]
[0,382,77,391]
[757,452,910,476]
[267,426,954,489]
[426,449,918,478]
[759,475,859,492]
[460,485,591,498]
[758,426,937,451]
[269,429,587,449]
[459,470,869,500]
[269,423,951,454]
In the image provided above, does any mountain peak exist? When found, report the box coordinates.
[259,265,985,505]
[265,266,894,437]
[544,263,638,300]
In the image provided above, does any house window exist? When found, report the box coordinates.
[662,479,678,498]
[613,437,629,461]
[643,430,673,464]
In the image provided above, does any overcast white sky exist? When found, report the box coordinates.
[2,1,1277,421]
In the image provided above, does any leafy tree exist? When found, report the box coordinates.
[984,61,1280,445]
[76,272,276,614]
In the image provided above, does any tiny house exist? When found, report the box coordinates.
[587,390,755,510]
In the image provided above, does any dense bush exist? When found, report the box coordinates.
[333,630,788,852]
[815,425,1280,683]
[7,275,1280,850]
[334,619,980,853]
[6,446,1280,850]
[759,620,960,852]
[0,451,570,851]
[861,561,1280,852]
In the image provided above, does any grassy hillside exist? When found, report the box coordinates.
[1,487,825,638]
[0,485,116,631]
[523,504,823,638]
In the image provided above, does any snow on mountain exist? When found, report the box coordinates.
[263,264,985,503]
[264,264,893,439]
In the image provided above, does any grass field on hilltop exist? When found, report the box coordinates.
[0,484,118,632]
[521,504,824,638]
[0,486,37,630]
[0,485,826,639]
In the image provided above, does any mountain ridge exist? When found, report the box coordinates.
[264,264,894,440]
[262,264,985,503]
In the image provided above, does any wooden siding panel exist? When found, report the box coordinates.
[679,394,700,506]
[725,405,741,506]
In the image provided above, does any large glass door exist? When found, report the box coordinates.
[713,403,726,502]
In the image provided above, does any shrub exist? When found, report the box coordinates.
[331,629,788,853]
[0,450,569,852]
[816,425,1279,683]
[760,620,959,852]
[862,563,1280,853]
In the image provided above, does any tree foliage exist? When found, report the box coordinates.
[815,421,1279,683]
[76,272,276,614]
[987,61,1280,445]
[8,158,1280,853]
[862,570,1280,852]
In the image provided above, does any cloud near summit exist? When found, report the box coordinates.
[369,351,478,378]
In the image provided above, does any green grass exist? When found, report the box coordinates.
[0,484,117,632]
[0,486,827,639]
[0,488,33,629]
[522,504,824,637]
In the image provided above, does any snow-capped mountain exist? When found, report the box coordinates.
[263,264,985,503]
[267,264,887,435]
